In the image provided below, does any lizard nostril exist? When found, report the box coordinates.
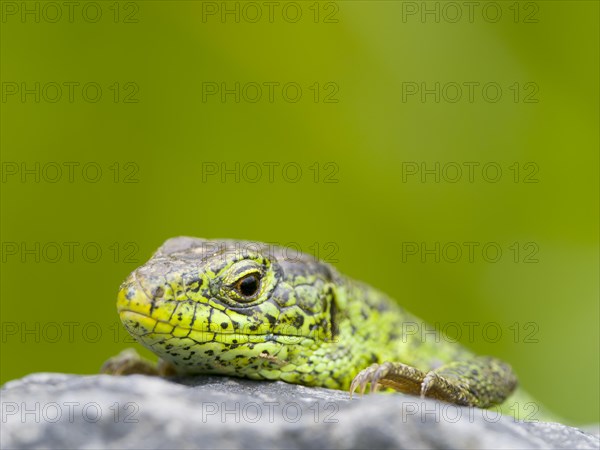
[153,286,165,299]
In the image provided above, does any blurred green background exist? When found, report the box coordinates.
[1,1,598,423]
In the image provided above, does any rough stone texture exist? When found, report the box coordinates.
[1,373,598,450]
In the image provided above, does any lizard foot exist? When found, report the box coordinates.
[420,371,476,406]
[101,348,177,376]
[350,362,427,398]
[350,357,516,408]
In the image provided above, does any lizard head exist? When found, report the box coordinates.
[117,237,340,381]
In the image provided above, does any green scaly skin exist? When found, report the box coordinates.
[105,237,552,420]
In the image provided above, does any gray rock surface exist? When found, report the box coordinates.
[1,373,598,449]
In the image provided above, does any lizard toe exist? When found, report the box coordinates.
[350,363,381,397]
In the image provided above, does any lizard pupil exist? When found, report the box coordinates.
[236,274,260,298]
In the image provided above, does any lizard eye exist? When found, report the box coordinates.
[234,272,261,299]
[219,258,271,306]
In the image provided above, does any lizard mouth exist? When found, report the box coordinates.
[119,309,312,346]
[118,301,306,377]
[116,276,317,348]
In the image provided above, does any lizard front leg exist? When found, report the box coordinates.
[101,348,177,376]
[350,356,518,408]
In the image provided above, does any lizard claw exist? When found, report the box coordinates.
[420,371,440,398]
[350,363,393,398]
[350,363,378,398]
